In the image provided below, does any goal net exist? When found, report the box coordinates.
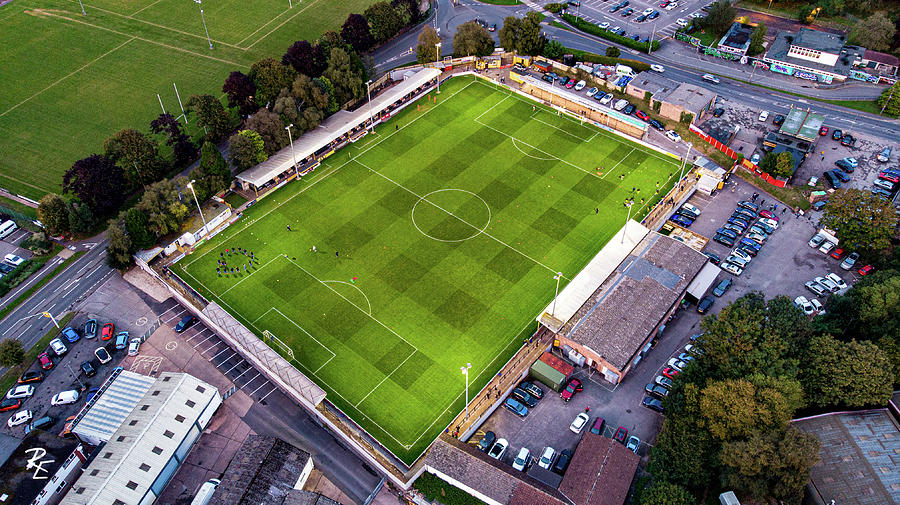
[262,330,295,361]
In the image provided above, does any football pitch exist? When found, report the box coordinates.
[177,75,681,463]
[0,0,376,199]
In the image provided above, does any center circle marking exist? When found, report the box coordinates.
[411,189,492,243]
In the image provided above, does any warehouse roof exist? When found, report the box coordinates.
[779,107,825,142]
[236,68,440,188]
[71,367,156,445]
[0,431,79,505]
[559,433,639,505]
[210,435,311,505]
[627,72,679,100]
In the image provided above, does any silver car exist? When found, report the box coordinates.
[725,255,748,268]
[722,262,743,276]
[805,281,828,296]
[730,248,752,263]
[814,276,839,293]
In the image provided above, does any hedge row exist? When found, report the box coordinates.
[544,2,565,12]
[566,51,651,73]
[561,13,661,52]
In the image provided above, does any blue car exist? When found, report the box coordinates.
[739,238,761,251]
[713,234,735,247]
[669,215,693,227]
[61,327,79,343]
[716,228,738,239]
[727,217,749,229]
[504,398,529,417]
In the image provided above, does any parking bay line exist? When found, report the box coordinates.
[202,341,223,355]
[211,348,232,361]
[258,387,277,402]
[231,366,254,382]
[223,359,245,375]
[191,333,215,348]
[236,371,259,387]
[248,380,269,396]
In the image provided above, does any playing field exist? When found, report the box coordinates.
[0,0,377,199]
[177,75,681,463]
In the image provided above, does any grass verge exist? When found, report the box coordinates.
[733,170,812,210]
[0,251,86,322]
[0,196,38,220]
[560,13,660,52]
[0,312,75,393]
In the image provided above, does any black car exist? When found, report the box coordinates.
[511,387,538,408]
[174,315,197,333]
[832,169,850,183]
[737,200,759,212]
[773,114,785,126]
[623,104,636,115]
[636,14,647,21]
[648,119,665,131]
[840,134,855,146]
[738,244,758,257]
[84,319,97,339]
[702,251,720,265]
[621,7,634,16]
[553,449,573,474]
[715,228,738,240]
[0,263,13,274]
[18,370,42,384]
[712,278,732,297]
[0,398,21,412]
[477,431,496,452]
[824,170,842,189]
[609,4,621,12]
[733,208,758,220]
[835,159,855,172]
[832,129,843,140]
[642,397,664,412]
[697,295,715,314]
[644,383,669,399]
[713,107,725,117]
[80,360,97,377]
[542,73,555,83]
[713,234,735,247]
[519,380,544,399]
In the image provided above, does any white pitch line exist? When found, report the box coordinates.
[355,348,417,408]
[605,148,637,179]
[221,255,279,295]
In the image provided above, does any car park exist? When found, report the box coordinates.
[0,398,21,412]
[512,447,530,471]
[49,338,67,356]
[51,390,80,406]
[560,378,583,402]
[642,397,664,412]
[80,360,96,377]
[6,385,35,400]
[7,410,32,428]
[721,262,743,276]
[570,412,590,433]
[794,296,814,315]
[511,387,538,408]
[504,398,528,417]
[128,338,141,357]
[488,439,509,460]
[478,431,496,451]
[804,281,828,296]
[101,322,114,340]
[645,383,669,399]
[613,426,628,443]
[94,347,111,364]
[625,436,640,453]
[826,272,847,290]
[18,370,42,384]
[553,449,572,474]
[712,278,732,297]
[538,446,557,469]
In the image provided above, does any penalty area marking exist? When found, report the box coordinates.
[510,138,557,161]
[322,280,373,315]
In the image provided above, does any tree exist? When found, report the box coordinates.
[518,12,546,55]
[543,39,565,59]
[719,427,820,502]
[821,188,897,253]
[67,200,96,235]
[282,40,326,77]
[192,142,231,201]
[699,376,804,441]
[229,130,268,171]
[767,151,793,179]
[453,21,495,57]
[103,128,167,188]
[276,74,331,132]
[0,339,25,367]
[37,193,70,236]
[222,71,258,116]
[365,1,404,42]
[63,154,126,217]
[705,1,737,37]
[851,12,894,50]
[245,109,289,156]
[187,94,238,143]
[123,207,155,249]
[341,13,374,53]
[416,25,441,63]
[150,113,197,168]
[249,58,297,107]
[876,80,900,116]
[392,0,418,25]
[106,220,134,270]
[748,20,766,55]
[323,47,365,106]
[136,178,190,237]
[499,16,522,54]
[605,46,621,57]
[318,30,348,58]
[800,334,893,408]
[638,481,696,505]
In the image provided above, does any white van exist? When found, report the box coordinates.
[51,390,80,406]
[191,479,221,505]
[613,99,629,111]
[0,220,17,239]
[614,64,635,77]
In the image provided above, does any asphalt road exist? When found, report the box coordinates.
[0,240,113,352]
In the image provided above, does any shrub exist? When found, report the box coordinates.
[544,2,565,13]
[561,13,660,52]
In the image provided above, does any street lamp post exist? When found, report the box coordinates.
[65,363,85,390]
[194,0,213,50]
[435,42,442,94]
[461,363,472,418]
[285,123,298,177]
[366,80,375,132]
[552,272,563,317]
[186,180,208,236]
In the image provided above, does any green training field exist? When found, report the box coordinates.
[177,75,681,464]
[0,0,377,200]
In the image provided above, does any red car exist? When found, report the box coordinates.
[878,173,899,184]
[819,126,828,136]
[560,378,583,402]
[613,426,628,443]
[636,110,650,122]
[858,265,874,276]
[38,352,53,370]
[759,209,776,219]
[565,80,575,89]
[101,322,114,341]
[830,248,844,260]
[660,0,670,6]
[0,398,22,412]
[662,367,680,379]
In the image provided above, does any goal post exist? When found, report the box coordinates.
[262,330,295,361]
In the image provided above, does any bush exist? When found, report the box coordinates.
[606,46,621,57]
[544,2,565,13]
[20,232,53,256]
[0,260,41,297]
[557,50,651,73]
[561,13,660,52]
[414,473,488,505]
[0,339,25,367]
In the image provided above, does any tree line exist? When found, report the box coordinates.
[38,0,423,270]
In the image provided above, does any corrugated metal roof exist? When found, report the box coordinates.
[72,370,156,444]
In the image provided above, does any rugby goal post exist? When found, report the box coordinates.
[262,330,295,361]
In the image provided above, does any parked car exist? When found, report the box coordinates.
[702,251,721,265]
[794,296,815,315]
[713,107,725,117]
[832,169,850,183]
[758,110,769,122]
[94,347,111,364]
[805,281,828,296]
[840,134,855,146]
[127,338,142,357]
[819,126,828,136]
[80,360,96,377]
[648,10,660,19]
[712,278,733,297]
[24,416,54,436]
[613,426,628,443]
[815,276,839,293]
[488,438,509,460]
[810,298,824,314]
[642,397,664,412]
[538,446,557,469]
[560,378,583,402]
[662,367,680,379]
[831,129,842,140]
[51,390,80,406]
[504,398,528,417]
[49,338,67,357]
[858,265,874,276]
[574,80,586,91]
[731,248,752,263]
[746,232,767,245]
[725,255,748,269]
[6,385,35,400]
[0,398,22,412]
[174,315,197,333]
[586,86,599,97]
[7,410,32,428]
[100,322,114,340]
[773,114,785,125]
[18,370,42,384]
[553,449,572,474]
[713,234,735,247]
[808,234,825,248]
[61,327,79,343]
[818,241,835,254]
[758,217,779,230]
[84,319,97,339]
[4,254,25,267]
[477,431,496,452]
[829,247,844,260]
[590,416,605,435]
[114,331,129,350]
[645,383,669,399]
[84,387,101,402]
[511,387,538,408]
[826,272,847,290]
[649,119,665,131]
[519,381,544,399]
[840,251,859,270]
[570,412,590,433]
[36,351,53,370]
[512,447,530,471]
[626,436,641,453]
[669,214,693,227]
[665,130,681,142]
[721,262,744,276]
[716,228,738,240]
[655,376,673,388]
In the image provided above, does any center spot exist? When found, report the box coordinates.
[411,189,492,243]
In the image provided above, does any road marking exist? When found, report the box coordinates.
[211,348,231,360]
[192,334,215,348]
[249,381,269,396]
[258,387,277,402]
[202,342,221,354]
[223,360,244,375]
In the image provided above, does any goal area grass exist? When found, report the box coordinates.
[177,75,681,464]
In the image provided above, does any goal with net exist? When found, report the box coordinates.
[262,330,295,361]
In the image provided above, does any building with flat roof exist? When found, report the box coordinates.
[657,83,716,124]
[625,72,679,102]
[209,435,314,505]
[71,368,156,447]
[61,372,221,505]
[794,409,900,505]
[763,28,864,82]
[558,433,640,505]
[717,22,753,55]
[778,107,825,142]
[0,430,84,505]
[761,131,814,178]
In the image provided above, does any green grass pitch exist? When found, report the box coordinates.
[0,0,377,199]
[177,75,681,463]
